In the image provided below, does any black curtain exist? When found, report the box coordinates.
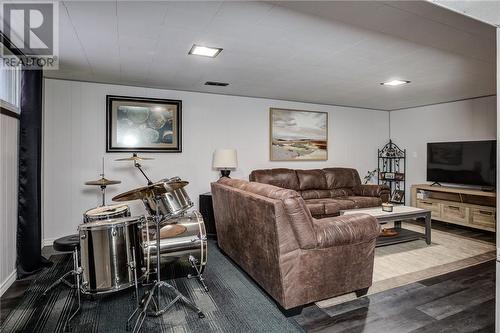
[16,67,50,278]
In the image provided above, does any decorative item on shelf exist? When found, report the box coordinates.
[391,189,405,203]
[380,228,398,237]
[382,202,394,212]
[416,190,428,200]
[363,169,378,184]
[378,139,406,204]
[394,172,405,180]
[269,108,328,161]
[106,95,182,153]
[381,172,395,180]
[213,149,238,178]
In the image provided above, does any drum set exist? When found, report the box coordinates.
[43,154,208,332]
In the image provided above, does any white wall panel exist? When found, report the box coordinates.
[0,114,18,295]
[43,78,389,242]
[390,95,497,202]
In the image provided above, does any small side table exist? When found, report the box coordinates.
[199,192,217,239]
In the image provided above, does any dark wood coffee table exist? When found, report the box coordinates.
[340,206,432,246]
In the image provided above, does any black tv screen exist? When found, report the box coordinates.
[427,140,496,187]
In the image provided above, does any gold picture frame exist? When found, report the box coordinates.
[269,108,328,161]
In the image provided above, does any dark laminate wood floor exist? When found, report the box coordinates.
[294,260,495,333]
[293,220,496,333]
[2,220,496,332]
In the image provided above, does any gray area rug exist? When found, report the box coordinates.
[1,241,302,333]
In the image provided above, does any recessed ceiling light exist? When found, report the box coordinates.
[380,80,410,86]
[205,81,229,86]
[188,44,222,58]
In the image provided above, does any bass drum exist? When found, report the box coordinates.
[79,216,145,294]
[83,204,130,223]
[143,211,207,275]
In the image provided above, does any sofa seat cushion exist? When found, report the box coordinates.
[313,214,380,247]
[330,188,355,198]
[300,189,331,200]
[305,198,356,216]
[323,199,357,215]
[346,196,382,209]
[300,188,354,200]
[305,202,326,217]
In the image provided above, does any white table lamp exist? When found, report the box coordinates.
[213,149,238,178]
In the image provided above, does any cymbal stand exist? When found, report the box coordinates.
[132,153,153,185]
[100,158,107,206]
[127,196,205,332]
[100,184,107,207]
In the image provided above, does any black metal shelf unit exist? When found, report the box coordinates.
[378,140,406,205]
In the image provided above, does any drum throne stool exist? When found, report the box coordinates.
[42,234,82,330]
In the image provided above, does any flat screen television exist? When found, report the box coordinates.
[427,140,496,187]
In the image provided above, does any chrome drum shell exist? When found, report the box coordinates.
[78,216,145,294]
[142,211,207,274]
[141,177,193,219]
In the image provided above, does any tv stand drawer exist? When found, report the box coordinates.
[417,200,441,218]
[442,204,468,224]
[470,208,495,229]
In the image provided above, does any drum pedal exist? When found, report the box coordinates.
[187,255,209,292]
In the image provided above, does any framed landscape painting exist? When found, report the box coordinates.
[270,108,328,161]
[106,95,182,152]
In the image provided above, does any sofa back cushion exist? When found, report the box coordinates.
[323,168,361,189]
[249,168,300,190]
[296,169,328,190]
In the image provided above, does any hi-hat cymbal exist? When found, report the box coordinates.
[85,177,121,186]
[112,180,188,202]
[115,156,154,161]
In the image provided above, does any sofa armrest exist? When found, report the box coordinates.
[313,214,380,248]
[354,184,390,201]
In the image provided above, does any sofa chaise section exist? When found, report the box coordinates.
[211,177,380,310]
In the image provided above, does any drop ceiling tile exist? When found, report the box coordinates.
[48,1,495,111]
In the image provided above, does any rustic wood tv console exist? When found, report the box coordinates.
[410,184,496,232]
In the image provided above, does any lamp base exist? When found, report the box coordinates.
[220,170,231,178]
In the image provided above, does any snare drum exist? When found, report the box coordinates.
[83,204,130,223]
[141,177,193,218]
[78,216,145,294]
[143,211,207,274]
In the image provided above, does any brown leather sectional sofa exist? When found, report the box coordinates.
[211,177,380,311]
[250,168,390,218]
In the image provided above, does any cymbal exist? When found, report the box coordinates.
[112,180,188,202]
[85,177,121,186]
[115,156,154,161]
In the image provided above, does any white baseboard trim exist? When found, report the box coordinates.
[1,270,17,296]
[43,237,57,247]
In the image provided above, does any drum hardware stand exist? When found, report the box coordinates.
[130,246,140,306]
[132,153,154,185]
[85,158,121,207]
[42,247,82,332]
[127,196,205,333]
[187,255,209,292]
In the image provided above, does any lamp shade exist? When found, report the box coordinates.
[213,149,238,169]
